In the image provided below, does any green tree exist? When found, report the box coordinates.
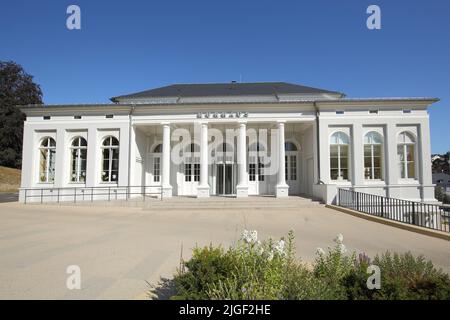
[0,61,43,168]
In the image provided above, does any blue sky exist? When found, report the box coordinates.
[1,0,449,153]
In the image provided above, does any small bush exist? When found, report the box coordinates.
[165,231,450,300]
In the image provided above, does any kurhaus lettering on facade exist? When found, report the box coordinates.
[197,111,249,119]
[18,82,439,204]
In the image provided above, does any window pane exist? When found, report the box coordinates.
[397,145,404,161]
[340,145,348,159]
[406,145,414,161]
[48,149,56,182]
[330,158,338,169]
[249,163,256,181]
[364,156,371,169]
[185,164,191,182]
[330,145,338,157]
[340,156,348,170]
[111,171,118,182]
[407,161,415,179]
[341,169,348,180]
[39,149,47,182]
[373,156,381,168]
[374,168,381,180]
[330,169,339,180]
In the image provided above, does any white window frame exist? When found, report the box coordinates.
[101,136,119,183]
[329,132,350,181]
[70,137,87,183]
[397,131,416,180]
[39,137,56,183]
[364,132,383,180]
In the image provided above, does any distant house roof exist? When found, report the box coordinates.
[110,82,345,103]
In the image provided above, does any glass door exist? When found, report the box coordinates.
[216,163,234,195]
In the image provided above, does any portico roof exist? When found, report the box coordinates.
[110,82,345,103]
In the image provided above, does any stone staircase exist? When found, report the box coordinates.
[142,195,323,211]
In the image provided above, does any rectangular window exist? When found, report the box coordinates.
[290,155,297,180]
[185,164,192,182]
[194,163,200,182]
[249,163,256,181]
[43,116,51,120]
[285,156,288,181]
[258,159,264,182]
[153,157,160,182]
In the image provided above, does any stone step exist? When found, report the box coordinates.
[140,196,323,210]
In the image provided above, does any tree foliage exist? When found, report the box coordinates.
[0,61,43,168]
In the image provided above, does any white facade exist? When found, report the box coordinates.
[19,83,438,204]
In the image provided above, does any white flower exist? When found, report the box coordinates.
[267,251,274,261]
[274,240,285,255]
[334,233,344,244]
[241,229,258,244]
[338,243,347,254]
[316,247,325,256]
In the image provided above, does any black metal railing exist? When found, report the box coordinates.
[338,188,450,233]
[22,185,163,204]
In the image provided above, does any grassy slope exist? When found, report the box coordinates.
[0,166,21,192]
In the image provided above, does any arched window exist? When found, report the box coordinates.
[101,136,119,183]
[39,137,56,183]
[70,137,87,183]
[364,132,383,180]
[330,132,349,180]
[397,132,416,179]
[285,141,298,152]
[153,144,162,153]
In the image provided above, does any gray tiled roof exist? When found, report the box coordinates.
[110,82,344,102]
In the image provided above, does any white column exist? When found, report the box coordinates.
[276,121,289,197]
[418,120,436,202]
[197,122,210,197]
[351,123,364,186]
[236,121,248,197]
[86,127,98,187]
[161,123,172,197]
[54,128,67,188]
[385,122,399,198]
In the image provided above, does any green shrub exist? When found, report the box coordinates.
[343,252,450,300]
[164,231,450,300]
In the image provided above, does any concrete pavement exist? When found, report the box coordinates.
[0,202,449,299]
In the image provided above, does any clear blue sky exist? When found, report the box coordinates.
[1,0,449,153]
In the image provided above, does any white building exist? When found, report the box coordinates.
[19,82,438,204]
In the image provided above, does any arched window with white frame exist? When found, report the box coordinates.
[39,137,56,183]
[397,131,416,179]
[70,137,87,183]
[101,136,119,183]
[330,132,349,181]
[364,131,383,180]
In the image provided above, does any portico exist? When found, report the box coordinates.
[133,119,314,198]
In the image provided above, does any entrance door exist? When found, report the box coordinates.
[285,153,300,195]
[182,162,200,196]
[248,156,267,195]
[216,164,234,195]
